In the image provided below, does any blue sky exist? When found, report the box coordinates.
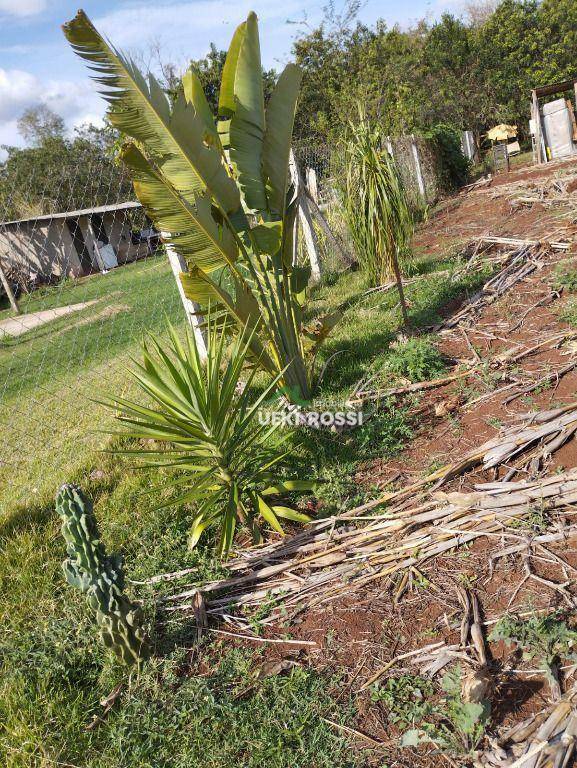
[0,0,459,151]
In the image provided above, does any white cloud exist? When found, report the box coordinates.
[0,0,46,18]
[0,68,104,147]
[94,0,307,68]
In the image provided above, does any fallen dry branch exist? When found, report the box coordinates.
[475,236,570,252]
[155,463,577,629]
[436,245,546,331]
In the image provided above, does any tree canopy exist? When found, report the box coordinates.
[292,0,577,143]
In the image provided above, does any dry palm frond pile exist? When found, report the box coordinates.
[151,403,577,629]
[437,243,549,331]
[479,685,577,767]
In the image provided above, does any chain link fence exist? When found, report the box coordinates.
[293,133,445,273]
[0,149,186,511]
[1,134,451,512]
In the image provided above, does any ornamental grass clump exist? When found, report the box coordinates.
[104,322,313,558]
[342,112,414,321]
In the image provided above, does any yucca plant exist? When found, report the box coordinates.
[104,321,313,557]
[63,10,340,403]
[342,112,413,321]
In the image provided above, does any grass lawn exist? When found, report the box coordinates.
[0,247,489,767]
[0,256,186,513]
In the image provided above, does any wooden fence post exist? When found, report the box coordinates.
[289,151,321,285]
[0,258,20,315]
[163,238,207,361]
[410,134,427,202]
[306,167,319,205]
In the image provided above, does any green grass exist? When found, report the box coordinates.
[0,244,491,767]
[0,256,186,512]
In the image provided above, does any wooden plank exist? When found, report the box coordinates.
[163,238,207,360]
[306,190,355,267]
[411,134,427,201]
[0,259,20,315]
[289,151,321,284]
[532,90,544,165]
[535,79,576,98]
[305,167,319,204]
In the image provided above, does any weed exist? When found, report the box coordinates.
[489,613,577,690]
[385,336,447,383]
[559,298,577,327]
[371,674,434,727]
[552,261,577,293]
[354,405,414,459]
[507,502,550,533]
[401,665,491,754]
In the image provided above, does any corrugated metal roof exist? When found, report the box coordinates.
[0,201,142,228]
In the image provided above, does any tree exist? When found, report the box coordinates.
[17,105,65,146]
[0,131,129,221]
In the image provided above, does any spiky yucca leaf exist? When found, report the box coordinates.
[104,321,313,557]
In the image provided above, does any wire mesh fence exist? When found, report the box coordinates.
[0,149,186,511]
[1,134,447,512]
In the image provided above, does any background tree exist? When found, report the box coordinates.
[17,105,65,146]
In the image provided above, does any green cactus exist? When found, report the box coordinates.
[56,484,150,665]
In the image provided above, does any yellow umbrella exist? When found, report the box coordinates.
[487,124,518,142]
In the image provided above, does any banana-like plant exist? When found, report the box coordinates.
[104,321,313,557]
[63,10,340,403]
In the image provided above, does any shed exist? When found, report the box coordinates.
[531,79,577,164]
[0,201,158,281]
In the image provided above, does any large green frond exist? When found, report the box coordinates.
[262,64,302,215]
[228,12,268,215]
[122,143,238,273]
[63,10,239,214]
[182,65,221,151]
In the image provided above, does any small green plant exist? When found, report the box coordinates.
[56,484,151,665]
[355,406,413,458]
[489,613,577,694]
[371,674,434,727]
[385,336,447,383]
[105,321,314,557]
[401,665,490,754]
[560,298,577,327]
[552,261,577,293]
[507,502,550,533]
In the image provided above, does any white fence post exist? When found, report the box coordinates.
[410,133,427,202]
[289,151,321,285]
[305,167,319,205]
[163,238,208,361]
